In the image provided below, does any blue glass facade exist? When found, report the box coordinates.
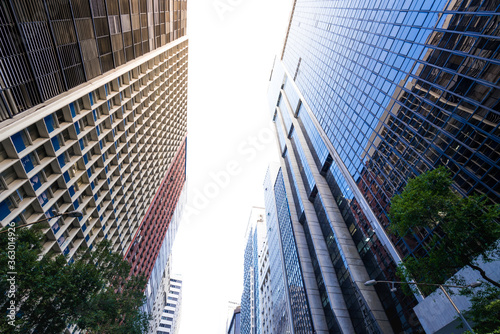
[253,230,261,334]
[241,231,256,334]
[264,169,292,334]
[279,108,385,332]
[228,308,241,334]
[273,169,314,334]
[281,0,500,254]
[241,209,266,334]
[269,0,500,332]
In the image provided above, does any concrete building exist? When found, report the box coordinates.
[257,234,272,334]
[266,0,500,332]
[146,192,185,333]
[157,274,183,334]
[0,0,188,326]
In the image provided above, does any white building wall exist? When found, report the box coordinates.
[156,274,183,334]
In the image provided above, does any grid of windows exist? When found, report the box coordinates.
[241,224,255,334]
[272,63,417,333]
[277,104,385,333]
[297,104,329,169]
[273,169,314,334]
[272,0,500,331]
[0,40,188,264]
[282,0,500,254]
[263,169,292,334]
[301,218,342,334]
[283,152,304,218]
[290,130,315,194]
[156,274,182,334]
[252,223,261,334]
[241,209,269,334]
[0,0,187,121]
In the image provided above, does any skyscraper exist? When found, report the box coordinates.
[0,0,188,323]
[157,274,183,334]
[263,166,391,334]
[266,0,499,332]
[240,207,266,334]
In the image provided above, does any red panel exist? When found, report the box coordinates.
[125,138,187,279]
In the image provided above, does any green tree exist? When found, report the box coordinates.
[389,166,500,333]
[0,227,149,333]
[389,166,500,288]
[465,285,500,334]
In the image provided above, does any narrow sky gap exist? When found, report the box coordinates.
[171,0,292,332]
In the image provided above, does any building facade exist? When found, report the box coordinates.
[264,165,391,334]
[146,188,186,331]
[267,0,499,332]
[257,233,272,334]
[0,0,186,123]
[157,274,183,334]
[227,305,241,334]
[240,207,266,334]
[0,0,188,327]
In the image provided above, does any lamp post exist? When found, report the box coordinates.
[364,279,481,333]
[0,210,83,234]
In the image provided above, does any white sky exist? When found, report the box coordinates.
[170,0,292,333]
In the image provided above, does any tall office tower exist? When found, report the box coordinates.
[157,274,183,334]
[268,0,500,333]
[0,0,188,323]
[227,305,242,334]
[264,165,391,334]
[240,207,266,334]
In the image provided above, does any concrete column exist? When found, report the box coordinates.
[274,113,354,334]
[284,101,394,334]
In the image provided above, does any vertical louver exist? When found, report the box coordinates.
[0,0,187,123]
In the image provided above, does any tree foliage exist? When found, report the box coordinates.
[389,166,457,236]
[389,167,500,333]
[389,166,500,288]
[0,227,149,334]
[464,285,500,334]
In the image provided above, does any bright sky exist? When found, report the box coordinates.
[170,0,292,332]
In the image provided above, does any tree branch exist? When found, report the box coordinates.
[468,264,500,288]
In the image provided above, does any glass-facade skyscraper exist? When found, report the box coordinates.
[241,207,266,334]
[263,165,391,334]
[267,0,500,332]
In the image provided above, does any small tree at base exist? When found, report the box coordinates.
[389,166,500,289]
[0,227,150,334]
[389,166,500,333]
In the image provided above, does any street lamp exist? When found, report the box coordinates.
[364,279,481,333]
[0,210,83,234]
